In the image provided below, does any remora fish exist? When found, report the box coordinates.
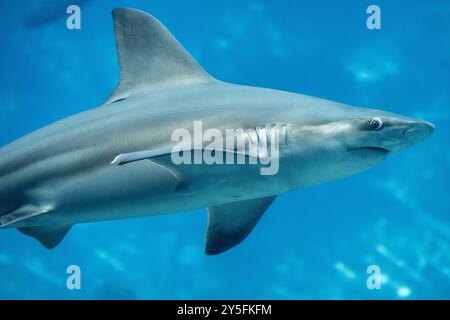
[0,8,434,254]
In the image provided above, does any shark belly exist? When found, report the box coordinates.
[9,152,283,228]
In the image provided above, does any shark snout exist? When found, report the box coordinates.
[386,119,435,152]
[402,121,435,140]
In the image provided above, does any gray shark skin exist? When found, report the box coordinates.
[0,8,434,254]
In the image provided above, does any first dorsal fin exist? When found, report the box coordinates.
[106,8,213,104]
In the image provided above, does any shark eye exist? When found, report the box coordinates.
[369,117,383,130]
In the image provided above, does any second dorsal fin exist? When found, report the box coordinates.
[106,8,213,104]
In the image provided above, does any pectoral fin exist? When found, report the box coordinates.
[18,224,72,249]
[111,148,254,196]
[205,196,276,255]
[0,204,54,228]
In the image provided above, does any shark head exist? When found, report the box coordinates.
[344,110,434,154]
[284,102,434,185]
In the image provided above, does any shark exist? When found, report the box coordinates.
[0,8,434,254]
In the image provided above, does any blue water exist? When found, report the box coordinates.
[0,0,449,299]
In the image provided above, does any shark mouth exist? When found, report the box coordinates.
[347,146,390,154]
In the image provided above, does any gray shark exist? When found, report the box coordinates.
[0,8,434,254]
